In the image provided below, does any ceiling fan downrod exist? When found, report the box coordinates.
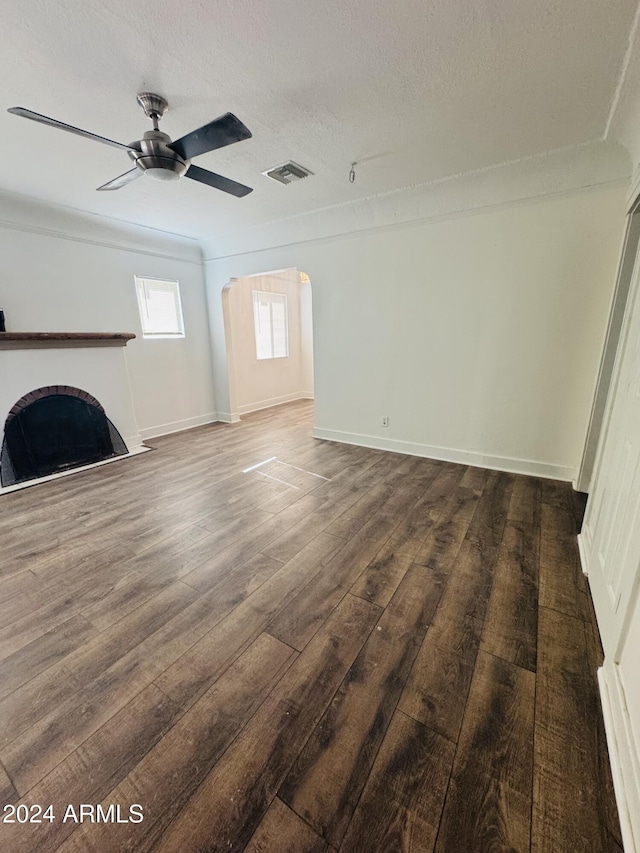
[136,92,168,130]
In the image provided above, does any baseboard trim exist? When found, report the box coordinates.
[577,531,589,577]
[311,427,575,481]
[237,393,313,416]
[216,412,241,424]
[598,663,640,852]
[139,412,220,439]
[123,433,145,452]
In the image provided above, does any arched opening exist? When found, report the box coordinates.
[221,268,314,422]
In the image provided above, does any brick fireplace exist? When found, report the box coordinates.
[0,332,144,490]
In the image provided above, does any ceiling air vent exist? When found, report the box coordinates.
[262,161,313,185]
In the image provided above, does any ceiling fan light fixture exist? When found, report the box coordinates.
[144,167,181,182]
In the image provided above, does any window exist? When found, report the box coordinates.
[134,277,185,339]
[253,291,289,359]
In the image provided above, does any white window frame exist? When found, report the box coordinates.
[252,290,289,360]
[134,277,185,340]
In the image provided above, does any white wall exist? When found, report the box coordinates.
[0,192,216,438]
[205,184,626,480]
[222,270,313,417]
[300,280,314,396]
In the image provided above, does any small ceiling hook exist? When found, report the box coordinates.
[349,162,356,183]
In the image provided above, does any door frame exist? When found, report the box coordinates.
[579,186,640,656]
[577,188,640,492]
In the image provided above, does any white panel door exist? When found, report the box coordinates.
[585,250,640,658]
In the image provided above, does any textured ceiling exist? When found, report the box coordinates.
[0,0,636,245]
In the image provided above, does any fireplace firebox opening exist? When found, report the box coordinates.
[0,385,128,487]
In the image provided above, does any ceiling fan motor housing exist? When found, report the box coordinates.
[136,92,169,120]
[128,130,190,181]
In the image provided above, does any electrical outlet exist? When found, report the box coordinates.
[381,416,389,427]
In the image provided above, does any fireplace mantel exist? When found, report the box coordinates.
[0,332,135,350]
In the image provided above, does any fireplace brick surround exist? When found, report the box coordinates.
[7,385,106,420]
[0,332,143,490]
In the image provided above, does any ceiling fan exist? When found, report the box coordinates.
[7,93,253,196]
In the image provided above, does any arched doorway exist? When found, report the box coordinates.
[221,268,314,422]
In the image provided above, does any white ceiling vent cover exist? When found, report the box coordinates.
[262,161,313,185]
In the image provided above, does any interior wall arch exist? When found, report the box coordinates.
[220,267,314,422]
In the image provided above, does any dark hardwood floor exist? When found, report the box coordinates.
[0,401,621,851]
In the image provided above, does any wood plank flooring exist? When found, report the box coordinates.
[0,400,621,852]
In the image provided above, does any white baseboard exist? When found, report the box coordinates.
[237,393,313,416]
[311,427,575,481]
[139,412,220,439]
[216,412,241,424]
[598,662,640,852]
[577,531,590,577]
[123,432,145,451]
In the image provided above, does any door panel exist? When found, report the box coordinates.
[583,241,640,658]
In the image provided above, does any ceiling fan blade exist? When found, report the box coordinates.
[96,168,142,191]
[185,164,252,197]
[7,107,137,151]
[169,113,252,160]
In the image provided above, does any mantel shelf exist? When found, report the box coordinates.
[0,333,136,350]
